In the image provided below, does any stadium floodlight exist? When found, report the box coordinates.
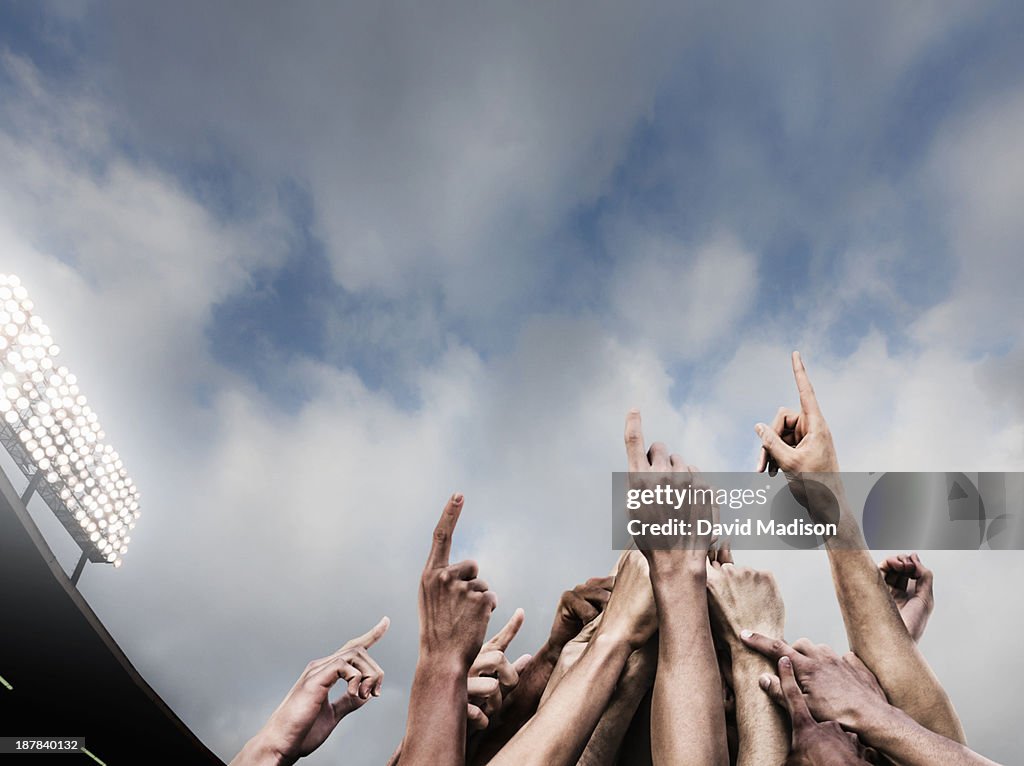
[0,273,140,572]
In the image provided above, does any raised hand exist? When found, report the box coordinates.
[467,609,529,732]
[740,633,887,730]
[468,578,608,764]
[402,493,499,766]
[624,409,715,562]
[752,353,963,743]
[768,656,877,766]
[879,553,934,642]
[547,577,614,652]
[595,550,658,650]
[231,617,390,766]
[622,411,728,766]
[706,555,785,647]
[755,351,839,478]
[419,493,498,668]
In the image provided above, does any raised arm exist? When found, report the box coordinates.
[487,550,657,766]
[745,634,1002,766]
[395,611,529,766]
[231,617,390,766]
[625,410,729,766]
[471,577,612,763]
[400,493,498,766]
[705,549,788,766]
[577,637,657,766]
[755,351,963,742]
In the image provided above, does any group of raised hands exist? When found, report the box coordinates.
[231,352,1001,766]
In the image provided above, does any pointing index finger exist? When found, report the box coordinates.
[485,607,525,651]
[358,616,391,649]
[624,409,648,472]
[339,615,391,653]
[427,493,464,569]
[791,351,824,425]
[740,630,799,664]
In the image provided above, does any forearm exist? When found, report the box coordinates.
[577,644,657,766]
[385,742,402,766]
[729,650,788,766]
[400,656,468,766]
[540,637,588,705]
[488,634,633,766]
[857,704,998,766]
[650,559,729,766]
[824,494,964,742]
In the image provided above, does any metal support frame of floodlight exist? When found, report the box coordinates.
[0,273,140,579]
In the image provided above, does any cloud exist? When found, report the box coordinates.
[2,4,1024,765]
[609,229,758,361]
[912,90,1024,351]
[96,0,692,312]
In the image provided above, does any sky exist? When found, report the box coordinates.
[1,1,1023,763]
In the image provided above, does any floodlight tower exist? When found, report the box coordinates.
[0,273,140,582]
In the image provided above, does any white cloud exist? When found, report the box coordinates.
[912,90,1024,350]
[2,6,1024,765]
[610,230,758,361]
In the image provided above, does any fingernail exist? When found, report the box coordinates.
[755,424,765,436]
[740,629,753,639]
[452,493,463,504]
[629,407,640,414]
[779,656,791,667]
[758,674,771,689]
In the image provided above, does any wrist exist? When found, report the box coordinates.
[535,639,563,668]
[726,622,784,651]
[233,731,294,766]
[417,644,473,676]
[588,630,636,660]
[651,558,706,596]
[730,639,781,671]
[824,513,868,550]
[846,697,897,740]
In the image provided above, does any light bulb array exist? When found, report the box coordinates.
[0,274,139,567]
